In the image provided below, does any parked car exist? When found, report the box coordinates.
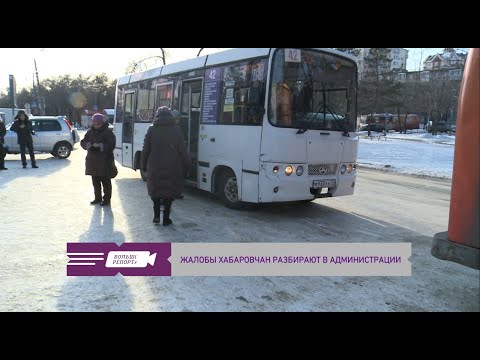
[4,116,79,159]
[426,121,453,133]
[360,123,385,132]
[104,109,115,125]
[392,114,420,132]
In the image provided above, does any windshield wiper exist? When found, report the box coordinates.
[324,103,350,137]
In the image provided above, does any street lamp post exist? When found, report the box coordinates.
[34,49,46,115]
[88,85,100,112]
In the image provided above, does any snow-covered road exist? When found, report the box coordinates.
[0,134,477,312]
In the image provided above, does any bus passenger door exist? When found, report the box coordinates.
[179,79,203,182]
[122,91,136,168]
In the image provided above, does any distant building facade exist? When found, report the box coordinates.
[397,48,467,83]
[423,48,466,70]
[357,48,409,80]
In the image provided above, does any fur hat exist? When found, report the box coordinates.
[154,106,173,121]
[91,113,106,123]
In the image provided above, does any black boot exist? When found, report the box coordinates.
[0,165,7,170]
[153,199,161,223]
[162,216,172,226]
[91,177,103,205]
[162,199,173,226]
[102,179,112,206]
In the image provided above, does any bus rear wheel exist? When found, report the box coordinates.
[218,172,246,210]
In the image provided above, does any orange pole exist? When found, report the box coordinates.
[448,48,479,248]
[432,48,479,269]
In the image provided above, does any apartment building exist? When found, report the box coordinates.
[356,48,408,80]
[397,49,467,82]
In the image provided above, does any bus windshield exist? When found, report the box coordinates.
[269,49,357,132]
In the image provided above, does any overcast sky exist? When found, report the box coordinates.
[0,48,453,92]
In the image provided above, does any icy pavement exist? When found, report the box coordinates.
[0,134,477,312]
[357,130,454,179]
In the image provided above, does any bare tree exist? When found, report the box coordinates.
[334,48,361,57]
[125,48,168,73]
[159,48,166,65]
[423,77,460,135]
[358,48,395,116]
[126,48,232,73]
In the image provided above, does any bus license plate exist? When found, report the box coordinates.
[312,179,336,189]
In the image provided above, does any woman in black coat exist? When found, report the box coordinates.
[0,119,7,170]
[141,107,191,225]
[11,110,37,168]
[80,113,116,206]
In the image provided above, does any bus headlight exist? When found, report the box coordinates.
[340,164,347,174]
[285,165,294,176]
[296,166,304,176]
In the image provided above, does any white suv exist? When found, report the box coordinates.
[5,116,79,159]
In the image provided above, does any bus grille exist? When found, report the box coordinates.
[308,164,338,176]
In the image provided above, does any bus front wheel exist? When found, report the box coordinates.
[218,172,246,210]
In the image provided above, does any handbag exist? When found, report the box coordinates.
[110,160,118,179]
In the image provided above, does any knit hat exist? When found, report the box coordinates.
[91,113,105,123]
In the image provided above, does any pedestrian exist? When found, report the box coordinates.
[141,107,190,225]
[11,110,38,168]
[0,118,7,170]
[80,113,116,206]
[171,109,182,126]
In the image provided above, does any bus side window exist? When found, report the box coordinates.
[246,86,264,125]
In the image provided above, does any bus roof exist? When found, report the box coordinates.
[118,48,356,85]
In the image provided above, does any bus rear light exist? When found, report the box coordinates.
[273,166,279,174]
[347,164,353,173]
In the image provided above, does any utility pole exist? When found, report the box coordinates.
[32,74,38,115]
[34,59,46,115]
